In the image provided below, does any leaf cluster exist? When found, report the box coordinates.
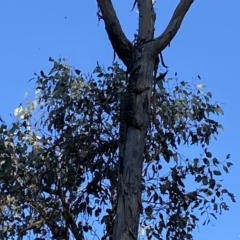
[0,59,235,240]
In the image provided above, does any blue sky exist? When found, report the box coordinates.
[0,1,240,239]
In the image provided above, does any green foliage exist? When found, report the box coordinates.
[143,75,234,239]
[0,58,234,240]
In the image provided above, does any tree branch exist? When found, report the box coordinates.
[63,205,83,240]
[151,0,194,54]
[138,0,156,40]
[57,179,83,240]
[96,0,134,66]
[19,220,43,235]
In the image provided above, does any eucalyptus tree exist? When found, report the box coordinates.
[96,1,194,239]
[0,1,235,240]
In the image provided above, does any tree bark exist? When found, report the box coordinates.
[113,52,156,240]
[96,0,194,239]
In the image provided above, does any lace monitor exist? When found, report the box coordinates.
[119,65,150,173]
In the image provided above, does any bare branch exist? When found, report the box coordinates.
[96,0,134,66]
[151,0,194,54]
[138,0,156,40]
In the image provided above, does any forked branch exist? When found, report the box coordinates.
[96,0,134,66]
[151,0,194,54]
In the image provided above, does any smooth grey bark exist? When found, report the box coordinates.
[96,0,194,239]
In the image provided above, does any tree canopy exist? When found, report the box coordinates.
[0,58,234,240]
[0,1,236,239]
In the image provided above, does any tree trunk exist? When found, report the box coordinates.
[113,55,156,240]
[96,0,194,239]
